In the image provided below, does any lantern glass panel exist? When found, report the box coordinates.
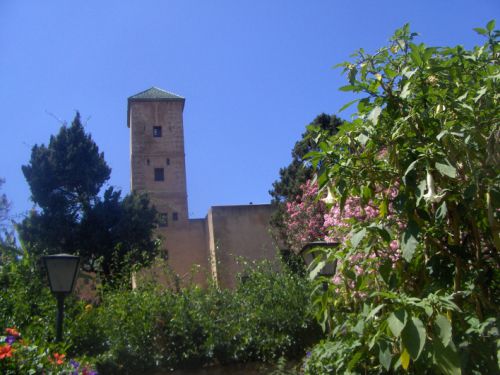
[45,256,80,293]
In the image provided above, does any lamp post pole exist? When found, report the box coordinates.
[55,293,65,342]
[42,254,80,343]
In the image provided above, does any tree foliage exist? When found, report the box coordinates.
[303,22,499,374]
[269,114,342,247]
[18,113,159,279]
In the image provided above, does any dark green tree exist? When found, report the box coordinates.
[0,178,18,260]
[0,178,11,238]
[269,114,343,247]
[18,113,158,279]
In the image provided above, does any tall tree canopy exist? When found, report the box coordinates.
[18,113,158,278]
[269,113,343,247]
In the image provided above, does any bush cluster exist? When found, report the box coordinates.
[0,255,317,374]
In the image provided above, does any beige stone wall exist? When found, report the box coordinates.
[157,219,210,287]
[207,204,278,289]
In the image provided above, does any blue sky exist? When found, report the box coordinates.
[0,1,498,221]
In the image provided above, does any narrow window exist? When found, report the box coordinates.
[172,212,179,221]
[146,159,150,166]
[153,126,162,137]
[154,168,164,181]
[158,213,168,227]
[166,158,170,165]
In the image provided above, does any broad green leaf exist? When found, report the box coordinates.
[353,319,364,334]
[368,106,382,125]
[351,228,367,248]
[401,347,411,370]
[487,19,495,32]
[378,341,393,370]
[388,309,408,337]
[402,316,426,360]
[435,314,452,347]
[435,161,457,178]
[410,44,423,66]
[433,340,461,375]
[473,27,487,36]
[401,220,419,262]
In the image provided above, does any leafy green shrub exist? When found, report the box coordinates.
[302,21,499,374]
[93,260,317,373]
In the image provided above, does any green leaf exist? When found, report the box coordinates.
[378,341,393,370]
[339,98,360,113]
[486,19,495,32]
[353,319,365,334]
[404,159,419,178]
[388,309,408,337]
[347,350,363,371]
[435,314,452,347]
[379,199,388,218]
[368,106,382,125]
[435,161,457,178]
[379,260,392,285]
[436,130,448,141]
[339,84,357,92]
[351,228,367,248]
[309,260,325,280]
[473,27,487,36]
[433,340,461,375]
[401,220,419,262]
[402,316,426,360]
[410,44,423,66]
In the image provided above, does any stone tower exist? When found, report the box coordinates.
[128,87,278,289]
[128,87,188,225]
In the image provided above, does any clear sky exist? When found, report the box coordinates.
[0,1,498,222]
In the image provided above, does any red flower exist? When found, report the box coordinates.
[52,352,66,365]
[5,328,20,338]
[0,344,14,359]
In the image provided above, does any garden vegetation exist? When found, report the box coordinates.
[0,21,498,374]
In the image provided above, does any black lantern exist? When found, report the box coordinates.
[43,254,80,342]
[300,241,339,278]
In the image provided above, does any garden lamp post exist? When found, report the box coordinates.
[42,254,80,342]
[300,241,339,281]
